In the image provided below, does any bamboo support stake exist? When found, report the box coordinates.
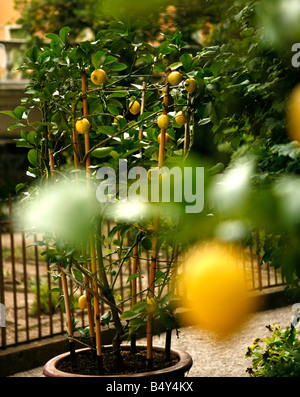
[146,72,170,369]
[71,88,95,348]
[81,70,103,373]
[183,93,192,157]
[47,126,76,363]
[131,81,146,353]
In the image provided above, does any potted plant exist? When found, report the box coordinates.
[3,23,202,377]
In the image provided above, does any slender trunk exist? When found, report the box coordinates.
[96,216,124,371]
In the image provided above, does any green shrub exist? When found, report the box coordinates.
[30,277,60,315]
[246,324,300,377]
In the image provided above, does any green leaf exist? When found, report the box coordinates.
[104,55,118,65]
[91,146,114,158]
[101,311,111,325]
[155,270,165,284]
[126,273,141,284]
[141,236,152,250]
[15,139,33,149]
[7,122,25,131]
[168,61,183,70]
[27,149,38,166]
[128,318,145,335]
[15,183,26,194]
[59,26,71,44]
[72,268,83,284]
[110,62,127,71]
[26,46,38,62]
[154,62,165,73]
[0,110,17,119]
[107,91,128,99]
[160,312,173,330]
[26,130,37,145]
[45,33,62,43]
[180,53,193,71]
[121,309,140,321]
[97,125,115,135]
[0,106,26,121]
[107,104,119,116]
[14,106,27,120]
[48,287,63,294]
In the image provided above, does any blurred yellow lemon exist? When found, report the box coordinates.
[158,132,171,143]
[78,295,87,310]
[146,297,158,314]
[180,241,252,336]
[287,83,300,143]
[175,111,188,125]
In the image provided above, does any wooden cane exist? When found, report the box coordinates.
[81,70,103,373]
[146,71,170,369]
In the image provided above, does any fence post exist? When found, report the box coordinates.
[0,303,5,328]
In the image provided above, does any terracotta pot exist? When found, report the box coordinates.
[43,344,193,378]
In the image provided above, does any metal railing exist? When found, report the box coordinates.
[0,39,28,84]
[0,195,287,350]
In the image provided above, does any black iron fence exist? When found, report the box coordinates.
[0,196,286,350]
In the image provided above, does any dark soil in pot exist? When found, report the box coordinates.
[56,346,179,376]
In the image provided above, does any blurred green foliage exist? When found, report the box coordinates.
[5,0,300,300]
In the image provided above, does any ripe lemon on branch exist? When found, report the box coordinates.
[91,69,107,85]
[78,295,87,310]
[129,100,141,115]
[168,71,183,86]
[184,78,197,94]
[75,118,90,134]
[175,111,188,125]
[157,114,170,130]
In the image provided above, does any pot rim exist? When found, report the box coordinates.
[43,344,193,378]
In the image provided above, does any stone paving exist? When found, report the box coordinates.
[9,304,295,377]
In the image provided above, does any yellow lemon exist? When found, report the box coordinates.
[129,100,141,115]
[146,297,158,315]
[175,111,188,125]
[157,114,170,130]
[287,83,300,143]
[91,69,107,85]
[75,118,90,134]
[157,132,171,143]
[180,241,252,337]
[168,71,183,86]
[184,78,197,94]
[78,295,87,310]
[113,115,125,123]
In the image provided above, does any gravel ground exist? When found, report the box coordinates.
[10,304,296,377]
